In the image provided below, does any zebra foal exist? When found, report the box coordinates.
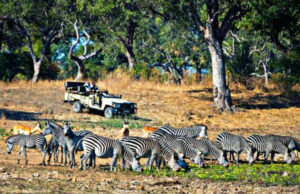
[6,134,47,165]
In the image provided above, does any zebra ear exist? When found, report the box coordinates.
[68,121,72,126]
[46,120,49,125]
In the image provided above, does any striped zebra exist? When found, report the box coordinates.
[158,124,207,138]
[6,135,47,165]
[150,131,185,159]
[120,136,161,171]
[80,135,141,171]
[247,134,292,164]
[46,136,60,164]
[41,121,69,165]
[177,137,229,167]
[257,134,300,161]
[63,122,93,168]
[158,143,181,171]
[216,132,254,164]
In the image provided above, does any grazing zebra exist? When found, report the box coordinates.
[178,137,229,167]
[6,135,47,165]
[41,121,69,165]
[257,134,300,161]
[80,135,141,171]
[247,134,292,164]
[120,136,161,171]
[150,131,185,159]
[216,132,254,164]
[158,143,181,171]
[63,122,93,168]
[158,124,207,138]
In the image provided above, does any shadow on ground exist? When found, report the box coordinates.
[237,94,300,110]
[0,109,41,121]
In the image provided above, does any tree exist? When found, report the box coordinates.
[79,0,145,70]
[68,20,101,81]
[0,0,65,82]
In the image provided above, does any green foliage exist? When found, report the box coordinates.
[136,163,300,186]
[0,128,11,137]
[98,119,144,129]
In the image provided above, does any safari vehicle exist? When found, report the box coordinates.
[63,81,137,118]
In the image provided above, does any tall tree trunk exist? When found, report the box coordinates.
[32,61,42,83]
[195,61,201,83]
[262,63,269,86]
[207,37,232,112]
[124,45,136,70]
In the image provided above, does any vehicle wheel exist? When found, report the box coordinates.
[104,107,114,118]
[73,101,82,113]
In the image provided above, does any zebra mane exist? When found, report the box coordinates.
[49,122,63,130]
[5,135,21,143]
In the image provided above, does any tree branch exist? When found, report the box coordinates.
[189,0,206,32]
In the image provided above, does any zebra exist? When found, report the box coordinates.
[158,143,181,171]
[120,136,161,171]
[247,134,292,164]
[80,134,141,171]
[46,136,60,164]
[177,137,229,167]
[6,135,47,166]
[216,132,254,164]
[257,134,299,161]
[150,131,185,159]
[158,124,207,138]
[41,121,69,165]
[63,122,93,168]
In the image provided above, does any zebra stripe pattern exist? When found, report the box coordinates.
[265,134,300,160]
[6,134,47,165]
[80,135,141,171]
[216,132,254,164]
[177,136,228,167]
[63,122,93,168]
[150,131,185,159]
[247,134,292,164]
[158,124,207,138]
[120,136,161,171]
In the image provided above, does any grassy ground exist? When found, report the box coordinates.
[0,77,299,193]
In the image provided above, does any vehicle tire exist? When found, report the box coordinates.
[104,107,114,118]
[73,101,82,113]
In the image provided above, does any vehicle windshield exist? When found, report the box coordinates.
[102,93,120,98]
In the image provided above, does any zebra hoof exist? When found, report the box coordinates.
[39,163,46,166]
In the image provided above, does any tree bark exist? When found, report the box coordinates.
[32,61,42,83]
[207,37,232,111]
[124,44,136,70]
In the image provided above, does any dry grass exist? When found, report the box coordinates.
[0,77,299,192]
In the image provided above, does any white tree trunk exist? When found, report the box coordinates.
[262,63,269,86]
[124,45,135,70]
[32,61,41,83]
[208,40,232,111]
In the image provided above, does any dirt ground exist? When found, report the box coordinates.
[0,80,299,193]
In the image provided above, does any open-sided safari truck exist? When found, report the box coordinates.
[63,81,137,118]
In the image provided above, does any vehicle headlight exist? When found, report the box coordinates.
[113,103,121,108]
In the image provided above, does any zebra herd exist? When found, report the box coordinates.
[5,121,300,173]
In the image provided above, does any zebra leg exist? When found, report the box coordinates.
[111,154,118,172]
[18,147,23,164]
[39,147,47,166]
[148,155,156,172]
[60,146,63,163]
[69,148,74,168]
[145,157,150,170]
[63,145,68,166]
[270,152,275,164]
[224,151,228,162]
[256,152,261,161]
[231,152,235,161]
[264,152,270,164]
[290,150,296,161]
[236,152,239,164]
[23,148,28,165]
[54,146,59,163]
